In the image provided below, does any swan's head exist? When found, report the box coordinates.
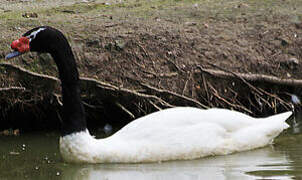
[6,26,65,59]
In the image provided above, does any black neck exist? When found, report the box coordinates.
[50,35,87,136]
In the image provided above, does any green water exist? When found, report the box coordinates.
[1,128,302,179]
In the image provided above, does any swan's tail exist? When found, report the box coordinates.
[261,111,292,129]
[230,111,292,151]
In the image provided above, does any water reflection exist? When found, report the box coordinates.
[59,147,291,180]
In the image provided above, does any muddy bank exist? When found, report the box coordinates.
[0,0,301,132]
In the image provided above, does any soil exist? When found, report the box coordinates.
[0,0,301,133]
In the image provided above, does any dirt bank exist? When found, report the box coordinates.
[0,0,301,132]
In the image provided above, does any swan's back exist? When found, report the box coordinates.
[116,107,255,135]
[96,107,291,163]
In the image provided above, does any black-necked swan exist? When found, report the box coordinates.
[5,26,292,163]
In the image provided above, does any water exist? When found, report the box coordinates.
[1,127,302,179]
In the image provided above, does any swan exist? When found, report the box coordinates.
[5,26,292,163]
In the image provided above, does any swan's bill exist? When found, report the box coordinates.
[5,51,23,60]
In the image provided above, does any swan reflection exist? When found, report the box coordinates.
[60,147,291,180]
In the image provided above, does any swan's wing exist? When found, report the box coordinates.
[105,121,229,162]
[113,107,256,139]
[109,107,291,151]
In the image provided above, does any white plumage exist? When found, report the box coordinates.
[60,107,292,163]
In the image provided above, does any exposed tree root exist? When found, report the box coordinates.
[0,62,296,128]
[0,63,178,121]
[197,64,302,87]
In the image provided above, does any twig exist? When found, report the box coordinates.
[115,102,135,119]
[137,42,149,57]
[0,86,26,91]
[104,23,120,28]
[202,73,210,102]
[82,101,101,109]
[148,100,162,111]
[139,82,209,109]
[95,84,174,108]
[165,58,184,73]
[252,91,271,108]
[257,87,291,110]
[182,70,193,95]
[207,82,252,114]
[52,93,63,106]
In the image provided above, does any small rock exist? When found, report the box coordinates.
[287,73,291,77]
[0,129,19,136]
[280,37,291,46]
[291,94,301,105]
[184,29,194,33]
[61,10,75,14]
[13,129,20,136]
[1,130,9,136]
[280,57,299,70]
[9,152,20,155]
[86,39,100,47]
[237,3,249,8]
[185,22,197,26]
[103,124,113,135]
[114,40,126,50]
[22,12,38,18]
[288,57,299,65]
[105,42,114,51]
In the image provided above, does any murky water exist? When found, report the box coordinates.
[1,125,302,180]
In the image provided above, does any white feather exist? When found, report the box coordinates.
[60,107,291,163]
[27,27,46,41]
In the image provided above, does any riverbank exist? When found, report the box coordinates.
[0,0,301,132]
